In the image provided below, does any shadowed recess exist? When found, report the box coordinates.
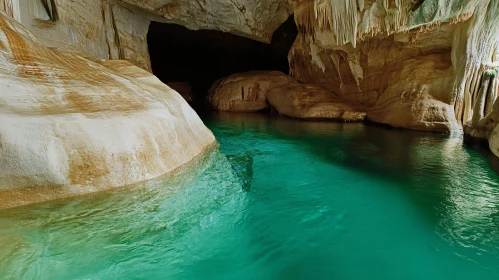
[147,15,297,104]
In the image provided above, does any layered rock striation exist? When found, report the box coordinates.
[0,11,216,208]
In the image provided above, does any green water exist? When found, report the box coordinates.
[1,112,499,279]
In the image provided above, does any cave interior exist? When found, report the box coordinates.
[147,15,297,105]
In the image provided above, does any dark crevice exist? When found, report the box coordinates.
[147,14,297,106]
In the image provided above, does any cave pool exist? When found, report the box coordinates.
[1,112,499,280]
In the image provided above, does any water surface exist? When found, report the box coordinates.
[1,112,499,279]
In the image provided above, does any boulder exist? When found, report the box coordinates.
[208,71,294,112]
[0,12,216,209]
[267,83,366,121]
[208,71,366,121]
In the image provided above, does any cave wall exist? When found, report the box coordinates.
[2,0,499,151]
[0,0,294,72]
[0,0,152,71]
[147,15,297,100]
[289,0,499,132]
[119,0,294,43]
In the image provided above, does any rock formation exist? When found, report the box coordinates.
[267,82,366,121]
[208,71,294,112]
[0,0,294,71]
[0,11,216,209]
[2,0,499,159]
[209,71,366,121]
[289,0,499,133]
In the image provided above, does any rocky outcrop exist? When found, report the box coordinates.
[289,0,499,133]
[208,71,294,112]
[0,0,152,71]
[267,82,366,121]
[0,11,216,209]
[208,71,366,121]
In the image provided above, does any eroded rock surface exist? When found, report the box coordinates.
[208,71,294,112]
[289,0,498,133]
[208,71,366,121]
[0,0,293,71]
[0,11,216,209]
[3,0,499,154]
[267,83,366,121]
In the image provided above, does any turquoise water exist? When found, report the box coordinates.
[1,112,499,279]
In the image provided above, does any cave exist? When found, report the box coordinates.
[147,15,297,105]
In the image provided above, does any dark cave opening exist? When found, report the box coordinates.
[147,15,297,105]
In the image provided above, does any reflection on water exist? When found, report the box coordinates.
[1,112,499,279]
[204,112,499,278]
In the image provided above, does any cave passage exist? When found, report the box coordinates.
[147,15,297,105]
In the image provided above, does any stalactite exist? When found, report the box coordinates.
[295,0,415,47]
[451,0,499,125]
[485,77,498,115]
[40,0,58,22]
[330,52,343,85]
[0,0,18,20]
[472,73,491,124]
[470,68,484,112]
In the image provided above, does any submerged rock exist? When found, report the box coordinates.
[226,153,254,192]
[0,11,216,209]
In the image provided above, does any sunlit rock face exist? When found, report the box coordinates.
[0,11,216,209]
[289,0,498,132]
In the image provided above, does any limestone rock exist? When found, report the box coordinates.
[119,0,293,42]
[208,71,366,121]
[208,71,294,112]
[464,71,499,156]
[0,11,216,209]
[1,0,293,72]
[0,0,152,71]
[3,0,499,153]
[267,83,366,121]
[290,0,499,134]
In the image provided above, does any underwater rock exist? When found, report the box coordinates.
[226,153,254,192]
